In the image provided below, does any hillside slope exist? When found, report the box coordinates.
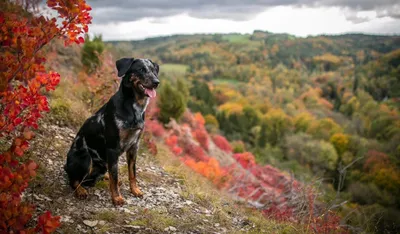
[26,120,301,233]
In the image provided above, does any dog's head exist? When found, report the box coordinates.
[116,57,160,98]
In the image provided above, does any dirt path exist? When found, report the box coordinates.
[26,123,260,234]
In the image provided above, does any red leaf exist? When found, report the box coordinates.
[37,211,61,234]
[13,117,22,125]
[14,146,24,156]
[78,36,85,44]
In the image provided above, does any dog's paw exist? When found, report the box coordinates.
[112,196,125,206]
[75,186,88,199]
[131,187,144,198]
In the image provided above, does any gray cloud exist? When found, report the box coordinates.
[87,0,400,24]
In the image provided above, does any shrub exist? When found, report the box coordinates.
[158,82,186,124]
[307,118,342,140]
[233,152,256,169]
[329,133,350,156]
[192,128,209,151]
[261,109,292,146]
[293,112,315,133]
[285,133,338,173]
[231,140,245,153]
[81,34,105,73]
[0,0,92,232]
[212,135,232,152]
[204,114,219,132]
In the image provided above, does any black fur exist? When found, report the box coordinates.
[64,57,160,205]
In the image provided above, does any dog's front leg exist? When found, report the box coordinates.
[127,145,143,197]
[107,149,125,206]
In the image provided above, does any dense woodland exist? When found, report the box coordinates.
[104,32,400,232]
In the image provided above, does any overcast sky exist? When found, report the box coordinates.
[86,0,400,41]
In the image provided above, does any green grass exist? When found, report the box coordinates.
[212,78,243,87]
[129,208,177,231]
[160,63,188,76]
[222,34,250,43]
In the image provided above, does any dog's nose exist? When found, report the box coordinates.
[153,80,160,88]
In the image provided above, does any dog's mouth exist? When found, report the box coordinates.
[139,84,157,98]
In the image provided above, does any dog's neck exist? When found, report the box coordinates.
[117,82,149,122]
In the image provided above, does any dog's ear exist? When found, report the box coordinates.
[150,60,159,75]
[116,58,135,77]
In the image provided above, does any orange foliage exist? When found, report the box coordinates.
[193,112,206,127]
[165,135,179,148]
[233,152,256,169]
[0,0,91,232]
[182,157,230,188]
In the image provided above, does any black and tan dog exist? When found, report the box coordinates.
[64,57,160,205]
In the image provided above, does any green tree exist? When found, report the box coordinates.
[158,82,186,124]
[81,34,105,73]
[262,109,292,146]
[177,78,190,104]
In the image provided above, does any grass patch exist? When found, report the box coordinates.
[95,180,108,189]
[130,208,177,231]
[160,63,188,77]
[95,210,121,223]
[212,78,243,87]
[245,208,302,234]
[48,78,90,128]
[222,34,250,43]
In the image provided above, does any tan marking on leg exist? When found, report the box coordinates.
[108,165,124,206]
[127,152,143,197]
[73,181,88,199]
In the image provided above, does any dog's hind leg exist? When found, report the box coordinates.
[65,151,93,199]
[127,144,143,197]
[71,180,89,199]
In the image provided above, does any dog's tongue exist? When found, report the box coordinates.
[144,88,156,98]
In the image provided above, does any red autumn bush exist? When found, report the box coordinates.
[192,128,209,151]
[165,135,179,147]
[146,120,165,137]
[363,150,390,172]
[0,0,92,232]
[212,135,232,152]
[184,143,210,162]
[233,152,256,169]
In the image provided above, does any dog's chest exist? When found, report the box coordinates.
[116,99,149,151]
[119,128,141,152]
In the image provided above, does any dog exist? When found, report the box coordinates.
[64,57,160,205]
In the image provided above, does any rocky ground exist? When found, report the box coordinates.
[25,123,276,234]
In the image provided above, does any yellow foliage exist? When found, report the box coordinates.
[313,53,342,64]
[307,118,343,140]
[294,112,316,133]
[218,102,243,114]
[204,114,219,128]
[330,133,350,156]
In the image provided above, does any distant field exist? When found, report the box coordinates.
[212,78,243,86]
[222,34,250,43]
[160,63,188,76]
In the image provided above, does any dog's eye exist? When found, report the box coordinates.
[140,68,146,73]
